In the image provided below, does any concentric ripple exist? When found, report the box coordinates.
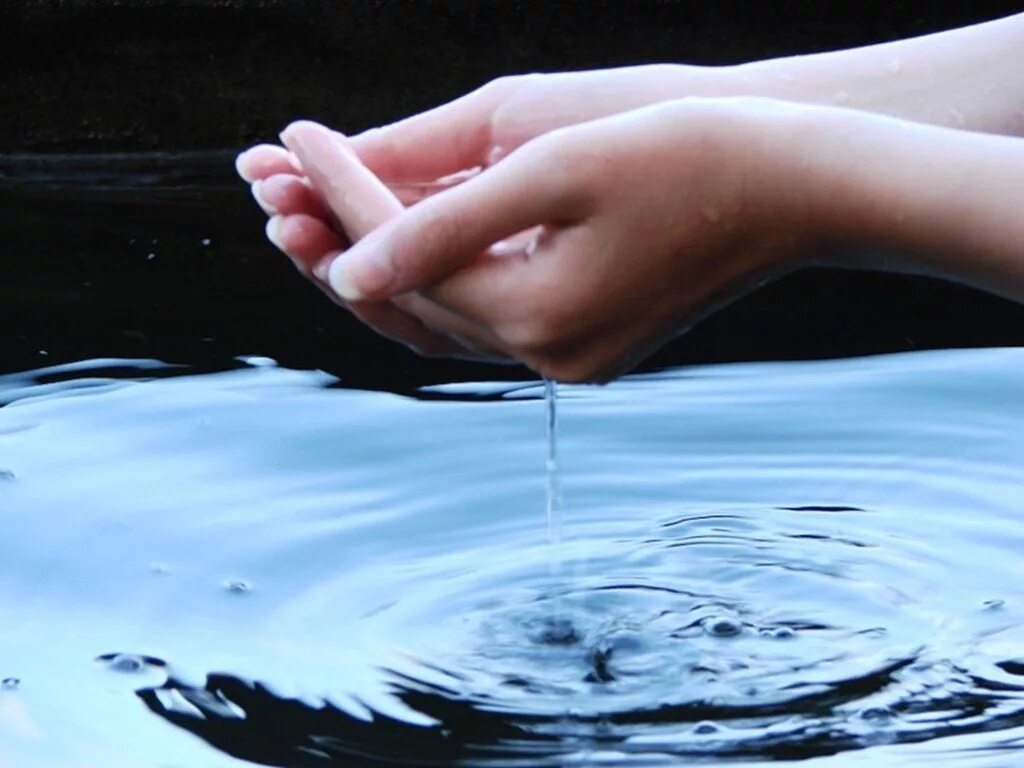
[1,349,1023,767]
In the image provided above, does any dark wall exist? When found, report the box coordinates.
[3,0,1022,152]
[2,1,1023,388]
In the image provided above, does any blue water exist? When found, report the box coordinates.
[1,348,1023,767]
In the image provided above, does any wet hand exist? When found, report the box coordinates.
[316,98,818,382]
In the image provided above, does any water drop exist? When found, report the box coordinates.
[146,253,156,261]
[38,350,48,357]
[983,599,1005,611]
[201,238,212,247]
[701,206,721,223]
[148,562,169,575]
[947,107,966,127]
[1,677,19,689]
[703,616,742,638]
[0,469,14,481]
[225,579,251,594]
[763,626,796,640]
[885,59,902,75]
[833,89,851,105]
[151,238,159,245]
[693,720,722,735]
[106,654,145,673]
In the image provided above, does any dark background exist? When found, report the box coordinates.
[2,0,1023,390]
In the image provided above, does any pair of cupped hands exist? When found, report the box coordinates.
[235,69,832,382]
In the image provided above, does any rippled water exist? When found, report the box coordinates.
[1,349,1023,767]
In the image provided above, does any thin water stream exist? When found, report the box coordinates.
[545,378,563,550]
[1,349,1023,767]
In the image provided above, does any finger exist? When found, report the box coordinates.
[266,214,348,274]
[348,81,506,183]
[323,141,588,301]
[280,121,404,242]
[235,144,302,183]
[252,174,329,219]
[348,301,497,361]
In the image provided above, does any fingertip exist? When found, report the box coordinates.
[279,119,321,145]
[327,257,364,302]
[235,149,256,183]
[265,215,285,250]
[251,180,278,216]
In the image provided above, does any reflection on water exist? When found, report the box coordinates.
[0,349,1023,767]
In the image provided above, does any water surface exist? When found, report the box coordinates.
[1,349,1022,767]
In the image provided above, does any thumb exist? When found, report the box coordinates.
[326,142,586,301]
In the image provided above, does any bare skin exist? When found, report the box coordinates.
[235,14,1024,381]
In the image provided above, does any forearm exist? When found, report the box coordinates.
[718,13,1024,137]
[795,108,1024,301]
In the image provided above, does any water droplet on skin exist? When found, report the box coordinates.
[0,469,15,481]
[703,616,743,638]
[693,720,722,735]
[885,59,902,75]
[106,654,145,673]
[1,677,20,689]
[225,579,251,594]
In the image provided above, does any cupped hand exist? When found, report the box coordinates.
[235,123,511,361]
[235,65,715,255]
[314,97,820,382]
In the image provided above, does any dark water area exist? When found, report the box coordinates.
[1,349,1023,766]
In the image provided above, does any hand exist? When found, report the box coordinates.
[234,66,717,258]
[235,122,511,361]
[313,98,819,382]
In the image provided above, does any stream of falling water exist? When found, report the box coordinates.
[544,378,562,550]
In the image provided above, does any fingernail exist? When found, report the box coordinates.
[235,150,255,183]
[251,180,277,215]
[327,237,394,301]
[265,215,285,250]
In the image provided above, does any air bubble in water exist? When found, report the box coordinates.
[983,599,1005,611]
[763,626,796,640]
[704,616,743,638]
[225,579,251,594]
[1,677,19,689]
[693,720,722,735]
